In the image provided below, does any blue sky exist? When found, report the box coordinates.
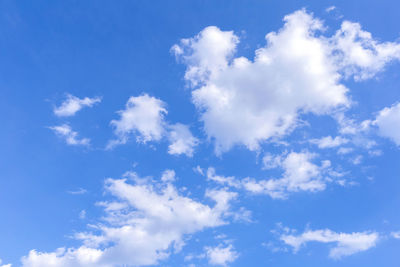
[1,0,400,266]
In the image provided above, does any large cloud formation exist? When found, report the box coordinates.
[21,172,237,267]
[173,9,400,154]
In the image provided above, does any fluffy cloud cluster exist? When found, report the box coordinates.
[173,9,400,154]
[54,94,101,117]
[108,94,198,156]
[22,171,237,267]
[207,151,337,199]
[243,152,332,198]
[280,228,379,259]
[205,244,238,266]
[49,124,90,146]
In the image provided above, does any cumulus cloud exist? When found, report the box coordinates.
[242,152,333,199]
[54,94,101,117]
[167,123,199,157]
[107,95,199,156]
[108,94,167,148]
[49,124,90,146]
[280,228,379,259]
[205,244,238,266]
[332,21,400,80]
[21,171,237,267]
[373,102,400,145]
[173,9,400,154]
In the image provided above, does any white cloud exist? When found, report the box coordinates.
[205,244,238,266]
[54,94,101,117]
[67,188,88,195]
[108,95,198,157]
[173,9,400,154]
[281,228,379,259]
[310,136,349,149]
[161,169,176,183]
[21,247,103,267]
[351,155,363,165]
[173,11,345,154]
[243,152,331,199]
[0,259,11,267]
[325,6,336,13]
[205,151,339,199]
[21,171,237,267]
[49,124,90,146]
[207,167,241,188]
[332,21,400,80]
[79,210,86,220]
[337,147,354,154]
[193,165,204,176]
[167,123,199,157]
[108,94,167,148]
[391,231,400,239]
[171,26,239,88]
[373,102,400,145]
[262,153,284,169]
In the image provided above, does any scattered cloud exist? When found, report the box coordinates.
[193,165,204,176]
[207,167,241,189]
[325,6,336,13]
[0,259,11,267]
[54,94,101,117]
[373,102,400,145]
[67,188,88,195]
[206,151,342,199]
[310,136,349,149]
[167,123,199,157]
[351,155,363,165]
[205,244,238,266]
[21,171,237,267]
[337,147,354,154]
[243,152,334,199]
[390,231,400,239]
[280,228,379,259]
[262,153,284,169]
[108,94,167,148]
[79,210,86,220]
[49,124,90,146]
[107,95,198,156]
[161,169,176,183]
[332,21,400,80]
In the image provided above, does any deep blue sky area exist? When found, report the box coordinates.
[1,1,400,266]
